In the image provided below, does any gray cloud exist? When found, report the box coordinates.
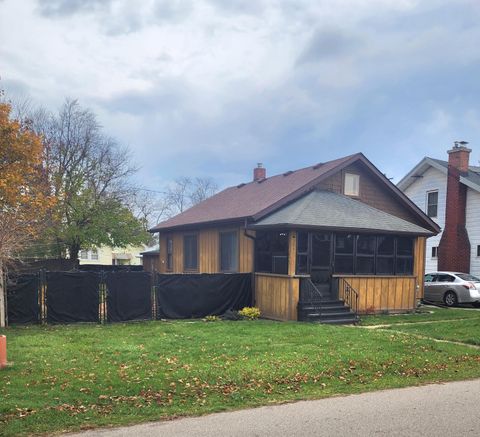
[36,0,109,17]
[298,28,362,64]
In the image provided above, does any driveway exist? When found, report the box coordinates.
[69,379,480,436]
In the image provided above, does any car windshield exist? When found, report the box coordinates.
[457,273,480,282]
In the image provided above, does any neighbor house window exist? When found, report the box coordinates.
[80,250,88,259]
[477,245,480,257]
[220,231,238,272]
[255,230,289,274]
[432,246,438,259]
[183,234,198,271]
[344,173,360,196]
[91,248,98,260]
[426,191,438,218]
[166,237,173,271]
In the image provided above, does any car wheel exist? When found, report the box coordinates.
[444,291,458,307]
[472,302,480,308]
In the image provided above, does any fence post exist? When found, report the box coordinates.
[0,260,5,328]
[151,274,157,320]
[39,269,47,324]
[99,271,107,324]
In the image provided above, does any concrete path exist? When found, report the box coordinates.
[69,379,480,437]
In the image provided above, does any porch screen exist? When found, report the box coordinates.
[255,230,289,274]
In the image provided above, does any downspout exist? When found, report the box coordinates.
[244,218,256,307]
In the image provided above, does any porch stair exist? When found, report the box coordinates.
[298,298,359,324]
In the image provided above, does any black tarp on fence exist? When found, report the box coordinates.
[156,273,252,319]
[46,271,100,324]
[6,274,39,324]
[106,271,152,322]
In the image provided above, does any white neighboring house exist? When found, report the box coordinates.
[78,245,147,266]
[398,143,480,276]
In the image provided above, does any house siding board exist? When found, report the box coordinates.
[159,225,253,274]
[466,188,480,277]
[403,166,446,273]
[318,162,427,228]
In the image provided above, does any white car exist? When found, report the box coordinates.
[424,272,480,307]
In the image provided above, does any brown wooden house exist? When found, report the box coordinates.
[150,153,440,322]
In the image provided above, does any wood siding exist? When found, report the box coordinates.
[255,274,299,321]
[337,276,417,314]
[158,225,254,274]
[318,161,426,227]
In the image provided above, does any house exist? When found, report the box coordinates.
[398,142,480,276]
[140,247,160,273]
[150,153,439,321]
[78,245,146,266]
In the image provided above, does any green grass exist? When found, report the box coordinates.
[384,318,480,346]
[360,305,480,326]
[1,319,480,436]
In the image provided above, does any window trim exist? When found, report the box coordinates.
[219,229,240,273]
[183,233,199,272]
[344,172,360,197]
[426,190,439,218]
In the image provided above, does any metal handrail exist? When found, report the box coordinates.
[300,277,323,305]
[339,278,359,314]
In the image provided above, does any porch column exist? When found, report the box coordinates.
[288,231,296,276]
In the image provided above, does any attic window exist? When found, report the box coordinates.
[344,173,360,196]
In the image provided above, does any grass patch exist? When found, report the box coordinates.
[360,305,480,326]
[1,319,480,436]
[384,318,480,346]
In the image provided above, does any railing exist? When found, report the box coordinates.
[339,278,359,314]
[299,277,323,305]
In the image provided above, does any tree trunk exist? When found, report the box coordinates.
[68,243,80,262]
[0,260,5,328]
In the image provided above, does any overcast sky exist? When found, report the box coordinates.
[1,0,479,190]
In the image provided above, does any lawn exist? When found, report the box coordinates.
[1,318,480,436]
[360,305,480,326]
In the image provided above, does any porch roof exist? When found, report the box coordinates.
[250,190,435,236]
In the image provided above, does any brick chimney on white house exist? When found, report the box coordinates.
[438,141,472,273]
[253,163,266,181]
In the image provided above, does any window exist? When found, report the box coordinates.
[344,173,360,196]
[220,231,238,272]
[166,237,173,271]
[426,191,438,218]
[376,236,395,274]
[334,234,355,274]
[431,246,438,259]
[477,245,480,257]
[255,231,289,274]
[183,234,198,271]
[91,248,98,260]
[356,235,376,274]
[80,250,88,259]
[437,273,454,283]
[396,237,414,274]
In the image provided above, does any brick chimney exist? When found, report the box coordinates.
[253,163,266,181]
[438,141,471,273]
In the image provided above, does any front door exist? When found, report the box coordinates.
[310,233,333,297]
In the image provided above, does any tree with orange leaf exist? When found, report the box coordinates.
[0,100,55,326]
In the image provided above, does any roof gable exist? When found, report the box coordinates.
[397,157,480,193]
[151,152,439,233]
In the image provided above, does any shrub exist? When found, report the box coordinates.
[204,315,220,322]
[238,307,261,320]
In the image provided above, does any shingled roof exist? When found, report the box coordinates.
[150,154,359,232]
[252,191,434,236]
[151,152,439,233]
